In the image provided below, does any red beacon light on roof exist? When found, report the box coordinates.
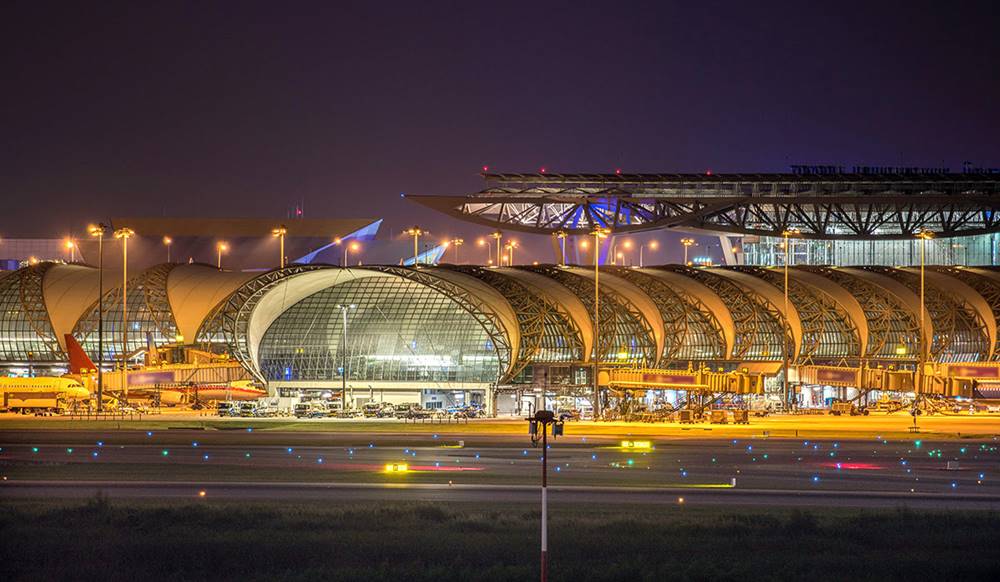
[482,165,489,172]
[539,167,547,174]
[706,169,713,176]
[615,168,622,175]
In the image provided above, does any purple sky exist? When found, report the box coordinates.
[2,1,998,264]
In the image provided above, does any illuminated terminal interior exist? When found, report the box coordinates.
[2,260,1000,413]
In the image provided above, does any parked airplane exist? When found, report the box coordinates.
[66,334,266,404]
[0,376,89,413]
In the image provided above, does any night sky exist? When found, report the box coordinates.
[2,1,998,263]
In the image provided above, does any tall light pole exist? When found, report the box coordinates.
[162,236,173,263]
[478,237,493,266]
[640,240,658,268]
[64,240,76,263]
[216,242,228,270]
[916,229,934,399]
[271,226,287,268]
[404,226,427,266]
[554,231,567,266]
[490,231,503,267]
[528,410,564,582]
[591,227,610,417]
[781,227,799,410]
[346,241,360,266]
[114,227,134,401]
[335,304,356,409]
[681,238,695,265]
[88,224,108,411]
[448,238,464,263]
[505,240,518,266]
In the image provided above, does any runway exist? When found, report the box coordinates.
[2,428,998,508]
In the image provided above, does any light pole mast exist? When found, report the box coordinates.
[590,227,610,417]
[554,231,567,266]
[336,304,356,409]
[163,236,172,263]
[89,224,108,411]
[916,229,934,403]
[528,410,564,582]
[639,240,657,268]
[216,242,228,270]
[448,238,464,263]
[404,226,427,266]
[272,226,287,268]
[490,231,503,266]
[781,227,799,410]
[681,238,695,265]
[114,227,134,400]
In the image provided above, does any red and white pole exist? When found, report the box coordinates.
[541,424,548,582]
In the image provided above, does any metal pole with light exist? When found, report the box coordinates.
[681,238,695,265]
[65,240,76,263]
[490,231,503,267]
[448,238,464,263]
[916,229,934,402]
[506,240,518,266]
[554,231,567,266]
[163,236,173,263]
[640,240,658,268]
[478,237,493,266]
[88,224,108,411]
[528,409,564,582]
[404,226,427,266]
[216,242,228,270]
[114,227,134,401]
[781,227,800,410]
[271,226,287,268]
[336,304,356,410]
[591,227,610,417]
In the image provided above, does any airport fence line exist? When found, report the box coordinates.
[66,412,152,421]
[403,416,469,425]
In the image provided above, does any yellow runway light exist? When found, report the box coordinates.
[384,463,409,473]
[620,440,652,450]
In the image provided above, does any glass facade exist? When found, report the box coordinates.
[0,266,63,362]
[609,267,726,363]
[742,233,1000,267]
[659,266,786,361]
[72,266,179,362]
[730,267,860,361]
[522,266,656,365]
[859,267,989,362]
[258,276,501,383]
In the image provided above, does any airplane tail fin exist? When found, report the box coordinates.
[65,334,97,374]
[145,332,161,366]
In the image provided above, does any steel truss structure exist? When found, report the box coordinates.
[368,266,513,384]
[931,267,1000,360]
[0,263,63,361]
[859,266,989,361]
[409,172,1000,238]
[656,265,789,360]
[604,266,726,363]
[442,265,584,378]
[196,264,327,383]
[74,263,180,361]
[729,266,861,364]
[521,265,657,365]
[797,266,920,361]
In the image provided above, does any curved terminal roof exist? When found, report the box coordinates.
[3,262,1000,380]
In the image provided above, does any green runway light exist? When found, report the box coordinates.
[162,450,169,456]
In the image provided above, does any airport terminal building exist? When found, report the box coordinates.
[2,260,1000,413]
